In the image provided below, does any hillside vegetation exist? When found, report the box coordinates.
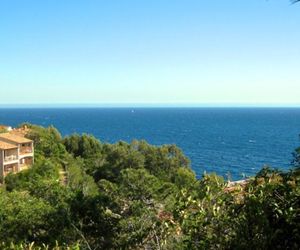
[0,124,299,249]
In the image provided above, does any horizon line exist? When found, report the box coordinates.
[1,103,300,108]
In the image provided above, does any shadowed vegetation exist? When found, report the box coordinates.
[0,124,299,249]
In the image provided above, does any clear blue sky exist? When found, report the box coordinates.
[0,0,299,106]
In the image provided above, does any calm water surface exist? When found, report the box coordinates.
[1,108,299,180]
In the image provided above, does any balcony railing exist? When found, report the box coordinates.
[20,147,33,154]
[4,155,18,162]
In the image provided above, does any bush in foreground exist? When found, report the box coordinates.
[0,124,299,249]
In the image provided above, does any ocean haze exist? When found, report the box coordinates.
[1,103,300,108]
[1,107,299,180]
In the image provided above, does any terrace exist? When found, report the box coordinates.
[3,147,18,163]
[20,143,33,155]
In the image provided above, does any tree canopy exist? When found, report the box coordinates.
[0,124,299,249]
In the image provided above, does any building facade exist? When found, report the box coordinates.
[0,133,34,180]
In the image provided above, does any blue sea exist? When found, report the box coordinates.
[1,108,300,180]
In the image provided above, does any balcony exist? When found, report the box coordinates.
[3,163,18,176]
[20,147,33,155]
[4,155,18,163]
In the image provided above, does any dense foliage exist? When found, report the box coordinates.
[0,124,299,249]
